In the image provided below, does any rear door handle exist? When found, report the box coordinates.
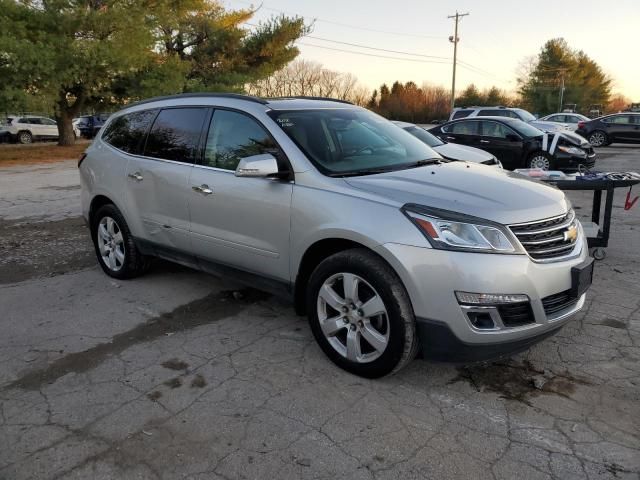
[480,140,490,144]
[445,136,456,140]
[192,184,213,195]
[128,172,143,181]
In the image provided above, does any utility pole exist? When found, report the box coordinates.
[448,11,469,111]
[558,69,566,112]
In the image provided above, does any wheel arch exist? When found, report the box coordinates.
[293,237,408,316]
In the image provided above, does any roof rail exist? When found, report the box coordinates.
[266,96,354,105]
[126,92,268,108]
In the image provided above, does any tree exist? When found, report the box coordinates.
[455,84,513,107]
[0,1,307,145]
[518,38,611,115]
[607,93,631,113]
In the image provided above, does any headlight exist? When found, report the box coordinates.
[557,145,585,156]
[403,205,521,254]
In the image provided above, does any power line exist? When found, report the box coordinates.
[230,0,445,39]
[305,36,450,60]
[297,42,452,65]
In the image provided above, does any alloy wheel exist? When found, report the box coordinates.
[316,272,390,363]
[529,155,550,170]
[589,131,606,147]
[97,216,125,271]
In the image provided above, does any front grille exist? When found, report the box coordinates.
[542,289,578,316]
[509,210,578,261]
[498,302,534,327]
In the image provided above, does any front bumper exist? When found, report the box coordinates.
[376,235,589,361]
[555,150,596,172]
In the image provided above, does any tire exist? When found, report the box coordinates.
[91,204,149,279]
[18,131,33,144]
[527,151,553,170]
[588,130,608,147]
[306,248,419,378]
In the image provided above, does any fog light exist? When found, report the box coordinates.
[456,291,529,305]
[466,311,495,329]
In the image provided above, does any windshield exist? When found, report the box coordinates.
[405,126,444,147]
[268,109,441,176]
[515,109,536,122]
[511,120,543,138]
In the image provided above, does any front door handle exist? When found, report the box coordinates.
[480,140,490,144]
[445,136,456,141]
[128,172,143,182]
[192,184,213,195]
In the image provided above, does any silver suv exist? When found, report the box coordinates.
[80,94,593,378]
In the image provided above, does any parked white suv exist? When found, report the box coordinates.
[0,116,65,144]
[80,94,593,378]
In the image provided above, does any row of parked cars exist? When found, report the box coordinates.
[0,113,110,143]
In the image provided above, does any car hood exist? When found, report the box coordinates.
[344,162,569,225]
[433,143,495,163]
[558,131,590,147]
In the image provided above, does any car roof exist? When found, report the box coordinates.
[447,116,521,123]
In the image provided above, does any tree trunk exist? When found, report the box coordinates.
[57,110,76,146]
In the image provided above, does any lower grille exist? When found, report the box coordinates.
[498,302,534,327]
[542,290,577,316]
[509,210,579,261]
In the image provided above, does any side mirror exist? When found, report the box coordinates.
[235,154,281,178]
[506,133,520,142]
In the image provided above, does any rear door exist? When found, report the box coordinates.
[441,120,481,147]
[40,117,59,139]
[188,108,293,282]
[602,115,635,142]
[121,107,207,255]
[25,118,45,139]
[478,120,523,169]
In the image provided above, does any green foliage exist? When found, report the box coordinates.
[518,38,611,115]
[0,0,307,144]
[455,84,513,107]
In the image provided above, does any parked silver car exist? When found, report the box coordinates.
[80,94,593,377]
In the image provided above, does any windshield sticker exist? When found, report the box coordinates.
[277,118,294,127]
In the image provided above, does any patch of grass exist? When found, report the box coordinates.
[0,141,90,166]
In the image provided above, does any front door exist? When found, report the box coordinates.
[188,109,293,282]
[603,115,636,142]
[125,107,209,255]
[477,120,523,169]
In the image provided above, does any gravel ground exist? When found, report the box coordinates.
[0,148,639,479]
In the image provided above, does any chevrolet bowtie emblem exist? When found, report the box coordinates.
[564,224,578,242]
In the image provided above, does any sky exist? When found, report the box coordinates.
[225,0,640,101]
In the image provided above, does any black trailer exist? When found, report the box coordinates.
[542,176,640,260]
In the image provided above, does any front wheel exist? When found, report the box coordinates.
[528,152,552,170]
[18,131,33,144]
[306,249,418,378]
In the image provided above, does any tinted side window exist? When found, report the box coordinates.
[204,110,277,170]
[452,109,472,120]
[103,109,158,154]
[144,108,207,163]
[481,121,515,138]
[477,110,504,117]
[445,121,479,135]
[604,115,631,125]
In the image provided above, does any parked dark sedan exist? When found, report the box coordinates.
[576,113,640,147]
[76,113,111,139]
[429,117,596,172]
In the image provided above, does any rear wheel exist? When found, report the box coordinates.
[306,249,418,378]
[588,130,608,147]
[92,204,148,279]
[528,152,552,170]
[18,131,32,144]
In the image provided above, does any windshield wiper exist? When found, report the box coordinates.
[328,158,445,178]
[405,158,446,168]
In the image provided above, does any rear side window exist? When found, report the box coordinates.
[444,121,479,135]
[204,109,277,170]
[452,109,472,120]
[103,109,158,154]
[480,121,515,138]
[144,108,208,163]
[477,109,505,117]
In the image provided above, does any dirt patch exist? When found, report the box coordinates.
[0,217,95,284]
[452,360,591,404]
[4,288,271,391]
[191,374,207,388]
[0,141,90,166]
[147,391,162,401]
[161,359,189,371]
[600,319,627,329]
[164,377,182,389]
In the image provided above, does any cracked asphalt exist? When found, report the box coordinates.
[1,148,639,479]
